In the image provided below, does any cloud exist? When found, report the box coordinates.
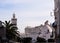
[0,0,54,7]
[0,0,33,4]
[0,0,54,11]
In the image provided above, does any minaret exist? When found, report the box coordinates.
[54,1,60,42]
[11,13,17,27]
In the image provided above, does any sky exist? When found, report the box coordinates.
[0,0,54,33]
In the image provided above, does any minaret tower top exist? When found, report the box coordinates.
[13,13,15,18]
[11,13,17,27]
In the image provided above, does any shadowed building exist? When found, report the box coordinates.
[0,21,6,43]
[54,0,60,43]
[54,0,60,37]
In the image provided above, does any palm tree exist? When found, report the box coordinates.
[2,20,20,41]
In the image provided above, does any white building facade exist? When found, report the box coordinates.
[25,21,55,40]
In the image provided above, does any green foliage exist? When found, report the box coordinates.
[52,22,57,28]
[57,35,60,38]
[22,37,32,43]
[16,37,21,42]
[36,37,46,43]
[48,39,55,42]
[2,20,20,41]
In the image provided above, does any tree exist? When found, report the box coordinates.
[36,37,46,43]
[22,37,32,43]
[48,39,55,42]
[2,21,20,41]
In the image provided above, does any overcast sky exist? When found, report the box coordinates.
[0,0,54,33]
